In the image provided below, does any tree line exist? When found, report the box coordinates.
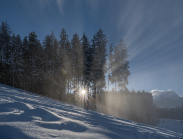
[156,105,183,120]
[0,21,159,126]
[0,21,130,101]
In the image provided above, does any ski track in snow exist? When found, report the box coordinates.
[0,84,183,139]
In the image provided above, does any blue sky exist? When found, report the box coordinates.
[0,0,183,96]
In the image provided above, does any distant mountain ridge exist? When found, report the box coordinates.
[150,90,183,108]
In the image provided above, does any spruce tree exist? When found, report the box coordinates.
[91,29,108,109]
[92,29,108,96]
[42,31,60,98]
[43,33,53,96]
[71,33,83,90]
[0,21,12,84]
[109,39,130,91]
[10,33,23,87]
[22,36,30,90]
[59,28,70,101]
[27,31,42,93]
[81,33,92,89]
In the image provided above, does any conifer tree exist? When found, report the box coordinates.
[10,33,23,87]
[27,31,42,93]
[21,36,29,90]
[81,33,92,89]
[0,21,12,84]
[52,37,60,98]
[90,29,108,110]
[43,33,53,96]
[59,28,70,100]
[71,33,83,90]
[42,31,60,98]
[91,29,108,97]
[109,39,130,91]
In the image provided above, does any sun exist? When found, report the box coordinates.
[81,89,86,95]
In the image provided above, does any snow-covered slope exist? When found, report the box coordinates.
[0,84,183,139]
[158,119,183,134]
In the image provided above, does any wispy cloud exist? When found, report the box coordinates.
[56,0,65,15]
[114,1,183,62]
[150,89,180,100]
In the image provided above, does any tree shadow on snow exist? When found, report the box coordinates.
[0,125,34,139]
[35,121,87,132]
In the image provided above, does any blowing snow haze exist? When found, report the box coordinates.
[151,90,183,108]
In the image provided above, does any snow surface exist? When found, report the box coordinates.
[158,119,183,135]
[0,84,183,139]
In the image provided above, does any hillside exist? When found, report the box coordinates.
[0,84,183,139]
[158,119,183,134]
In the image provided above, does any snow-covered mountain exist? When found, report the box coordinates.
[150,90,183,108]
[0,84,183,139]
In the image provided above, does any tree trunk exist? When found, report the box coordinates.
[67,80,69,94]
[4,63,6,84]
[115,80,116,92]
[13,64,14,87]
[108,74,109,92]
[1,55,2,84]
